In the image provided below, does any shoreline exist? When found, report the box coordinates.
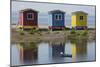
[11,28,96,44]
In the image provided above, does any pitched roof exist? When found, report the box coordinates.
[72,11,88,15]
[20,8,38,13]
[49,10,65,14]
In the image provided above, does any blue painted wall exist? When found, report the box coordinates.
[52,12,65,27]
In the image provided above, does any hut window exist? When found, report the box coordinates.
[80,16,83,20]
[27,13,34,20]
[54,14,62,20]
[59,15,62,20]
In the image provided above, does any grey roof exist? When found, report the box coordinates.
[20,8,38,13]
[49,10,65,14]
[72,11,88,15]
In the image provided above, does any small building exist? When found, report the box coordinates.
[18,9,38,30]
[71,11,88,30]
[49,10,65,30]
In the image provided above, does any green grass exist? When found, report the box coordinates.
[18,30,24,35]
[29,29,35,34]
[81,30,88,36]
[70,28,76,34]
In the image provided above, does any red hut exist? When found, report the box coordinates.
[18,9,38,30]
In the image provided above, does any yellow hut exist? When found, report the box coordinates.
[72,11,88,30]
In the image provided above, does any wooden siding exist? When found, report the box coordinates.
[18,9,38,29]
[72,12,87,27]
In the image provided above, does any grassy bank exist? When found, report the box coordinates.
[11,28,96,43]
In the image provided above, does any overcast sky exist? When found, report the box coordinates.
[12,1,95,16]
[11,1,95,28]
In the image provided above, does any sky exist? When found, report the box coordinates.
[11,1,96,28]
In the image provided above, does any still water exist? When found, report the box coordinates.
[11,40,95,66]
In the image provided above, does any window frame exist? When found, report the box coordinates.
[54,14,63,20]
[27,13,34,20]
[79,16,84,21]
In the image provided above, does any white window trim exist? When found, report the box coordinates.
[54,14,63,20]
[27,13,34,20]
[80,16,84,21]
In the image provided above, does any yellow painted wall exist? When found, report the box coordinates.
[72,13,87,27]
[72,15,76,27]
[17,26,37,29]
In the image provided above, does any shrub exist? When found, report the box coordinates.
[29,29,35,34]
[19,27,22,30]
[19,30,24,35]
[36,31,42,35]
[70,28,76,34]
[81,30,88,36]
[65,27,70,30]
[77,33,80,35]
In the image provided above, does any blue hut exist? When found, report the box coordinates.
[49,10,65,30]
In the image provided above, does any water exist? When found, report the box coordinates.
[11,40,96,66]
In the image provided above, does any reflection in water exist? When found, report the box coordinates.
[49,42,66,63]
[18,42,38,65]
[50,42,65,57]
[11,39,95,66]
[71,39,87,61]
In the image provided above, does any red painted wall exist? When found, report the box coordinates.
[19,12,23,26]
[19,10,38,27]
